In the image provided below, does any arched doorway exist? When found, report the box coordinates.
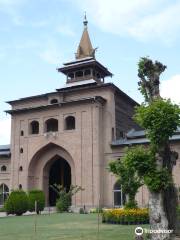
[113,181,126,207]
[49,157,71,206]
[28,143,75,207]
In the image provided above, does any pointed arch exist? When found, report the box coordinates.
[28,143,75,206]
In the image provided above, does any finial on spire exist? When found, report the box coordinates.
[83,12,88,27]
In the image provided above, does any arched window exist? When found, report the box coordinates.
[0,184,9,205]
[45,118,58,132]
[65,116,75,130]
[19,184,22,190]
[30,121,39,134]
[50,99,58,104]
[1,166,7,172]
[113,181,126,207]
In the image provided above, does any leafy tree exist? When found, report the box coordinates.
[109,155,143,207]
[50,185,83,212]
[129,57,180,240]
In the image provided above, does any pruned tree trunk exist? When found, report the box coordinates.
[149,191,169,240]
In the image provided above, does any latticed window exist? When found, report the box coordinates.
[0,184,9,206]
[113,181,126,207]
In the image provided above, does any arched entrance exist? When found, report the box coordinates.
[48,157,71,206]
[28,143,75,207]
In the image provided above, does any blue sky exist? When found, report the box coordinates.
[0,0,180,144]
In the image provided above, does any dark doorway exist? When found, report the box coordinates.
[49,157,71,206]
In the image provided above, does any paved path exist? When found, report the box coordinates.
[0,209,56,218]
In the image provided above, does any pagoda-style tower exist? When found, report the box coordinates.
[58,15,112,85]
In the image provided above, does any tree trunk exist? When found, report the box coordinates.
[162,144,179,236]
[149,191,170,240]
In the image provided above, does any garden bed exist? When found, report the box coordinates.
[102,208,149,225]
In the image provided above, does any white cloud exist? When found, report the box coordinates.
[0,118,11,145]
[161,75,180,104]
[73,0,180,43]
[39,45,61,65]
[0,0,26,26]
[56,24,75,36]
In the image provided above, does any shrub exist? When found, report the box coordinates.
[56,194,70,213]
[28,190,45,214]
[50,185,83,213]
[0,206,5,212]
[4,190,28,216]
[102,208,149,225]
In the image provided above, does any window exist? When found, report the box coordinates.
[68,72,75,79]
[112,128,115,141]
[20,148,23,153]
[0,184,9,206]
[20,130,24,136]
[1,166,7,172]
[75,71,83,77]
[45,118,58,132]
[84,69,91,76]
[30,121,39,134]
[19,184,22,190]
[50,99,58,104]
[96,73,101,79]
[65,116,75,130]
[113,181,126,207]
[19,166,23,171]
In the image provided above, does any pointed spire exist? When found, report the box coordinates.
[76,13,96,59]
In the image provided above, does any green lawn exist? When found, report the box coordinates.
[0,213,147,240]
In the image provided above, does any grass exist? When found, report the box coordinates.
[0,213,148,240]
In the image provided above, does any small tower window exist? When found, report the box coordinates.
[20,130,24,136]
[65,116,75,130]
[84,69,91,76]
[19,166,23,172]
[1,165,7,172]
[20,148,23,153]
[45,118,58,132]
[30,121,39,134]
[75,71,83,77]
[68,72,75,79]
[50,99,58,104]
[96,73,101,79]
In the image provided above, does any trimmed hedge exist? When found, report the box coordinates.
[102,208,149,225]
[4,190,29,216]
[28,190,45,214]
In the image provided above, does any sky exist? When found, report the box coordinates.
[0,0,180,144]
